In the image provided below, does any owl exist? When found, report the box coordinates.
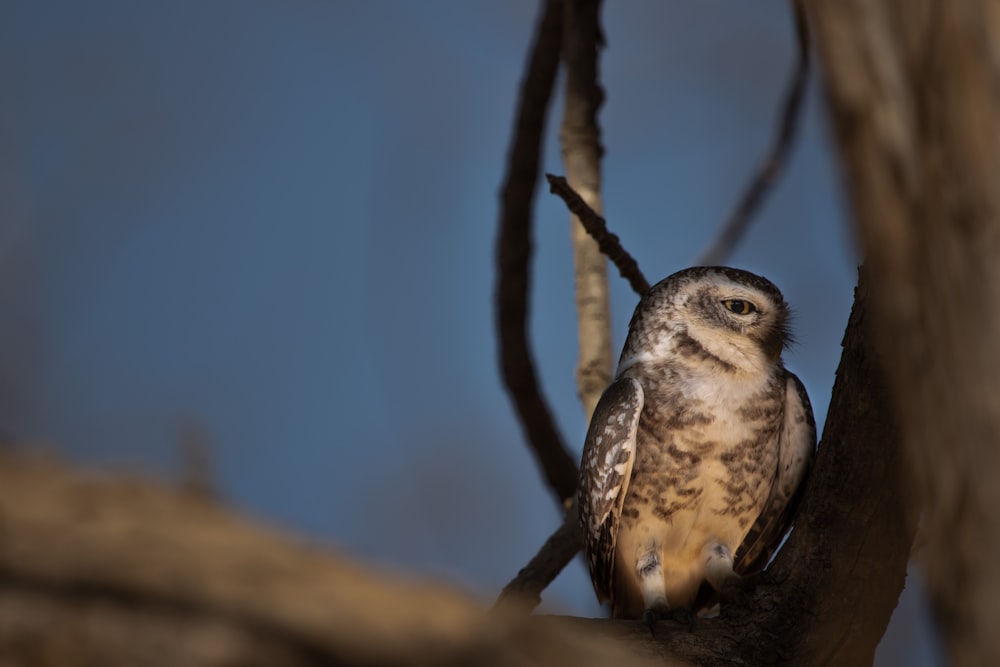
[578,266,815,621]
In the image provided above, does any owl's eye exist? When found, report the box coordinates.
[722,299,757,315]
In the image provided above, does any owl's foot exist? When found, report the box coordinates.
[641,601,667,637]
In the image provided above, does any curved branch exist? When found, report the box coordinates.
[496,0,579,506]
[696,0,810,266]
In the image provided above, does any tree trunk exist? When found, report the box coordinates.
[810,1,1000,664]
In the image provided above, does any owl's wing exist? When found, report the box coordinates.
[578,377,644,604]
[734,370,816,574]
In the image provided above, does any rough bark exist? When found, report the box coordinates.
[560,0,614,419]
[761,272,914,665]
[810,1,1000,663]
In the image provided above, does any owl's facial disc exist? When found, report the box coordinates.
[718,295,787,362]
[679,282,789,372]
[618,266,792,375]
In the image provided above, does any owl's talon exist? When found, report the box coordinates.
[643,599,669,636]
[642,609,657,637]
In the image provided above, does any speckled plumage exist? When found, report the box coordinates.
[578,267,815,619]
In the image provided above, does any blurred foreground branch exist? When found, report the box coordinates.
[0,453,664,667]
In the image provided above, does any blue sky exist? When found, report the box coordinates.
[0,2,938,664]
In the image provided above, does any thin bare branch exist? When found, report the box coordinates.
[696,0,810,266]
[496,0,579,506]
[546,174,650,296]
[560,0,614,420]
[493,500,583,613]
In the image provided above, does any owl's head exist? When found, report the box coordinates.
[620,266,792,375]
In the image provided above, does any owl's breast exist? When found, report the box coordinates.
[622,377,784,540]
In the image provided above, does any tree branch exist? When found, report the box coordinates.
[496,0,579,506]
[560,0,614,420]
[545,174,650,296]
[696,0,810,266]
